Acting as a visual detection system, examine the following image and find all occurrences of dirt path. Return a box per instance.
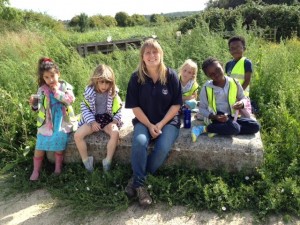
[1,189,299,225]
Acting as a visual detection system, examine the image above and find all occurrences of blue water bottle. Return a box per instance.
[184,109,191,128]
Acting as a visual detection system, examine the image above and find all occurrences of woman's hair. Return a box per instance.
[137,38,167,85]
[89,64,116,96]
[37,57,60,87]
[178,59,198,81]
[201,57,223,76]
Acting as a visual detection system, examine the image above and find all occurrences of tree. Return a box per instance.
[130,14,148,26]
[0,6,22,21]
[115,11,129,27]
[206,0,298,9]
[101,15,117,27]
[150,14,165,24]
[69,15,80,27]
[89,15,104,28]
[78,13,89,32]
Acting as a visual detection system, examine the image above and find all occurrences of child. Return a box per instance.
[178,59,199,110]
[29,57,76,181]
[225,35,252,116]
[74,64,123,172]
[191,57,260,142]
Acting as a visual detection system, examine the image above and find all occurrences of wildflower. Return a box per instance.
[86,187,90,191]
[75,188,78,191]
[245,176,249,180]
[84,179,87,183]
[13,175,16,178]
[148,185,152,189]
[281,188,284,193]
[222,206,226,211]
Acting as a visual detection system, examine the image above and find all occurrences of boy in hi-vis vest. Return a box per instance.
[225,36,252,117]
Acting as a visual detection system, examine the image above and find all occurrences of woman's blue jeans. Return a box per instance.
[131,122,179,188]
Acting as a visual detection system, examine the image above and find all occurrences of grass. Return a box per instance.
[0,21,300,222]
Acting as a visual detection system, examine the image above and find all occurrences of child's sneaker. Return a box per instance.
[191,125,206,142]
[102,158,111,172]
[83,156,94,172]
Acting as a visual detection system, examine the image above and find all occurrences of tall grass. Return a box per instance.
[0,22,300,221]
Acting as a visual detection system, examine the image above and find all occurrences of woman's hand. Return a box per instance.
[147,123,162,139]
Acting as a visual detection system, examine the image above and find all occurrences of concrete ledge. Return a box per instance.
[47,108,264,172]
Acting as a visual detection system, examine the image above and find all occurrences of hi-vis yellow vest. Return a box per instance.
[37,95,75,128]
[83,94,122,115]
[230,56,249,96]
[205,77,238,116]
[182,81,199,97]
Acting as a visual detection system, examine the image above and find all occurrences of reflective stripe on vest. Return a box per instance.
[36,95,47,127]
[83,95,121,115]
[230,57,250,96]
[205,77,238,115]
[182,81,199,97]
[112,95,122,114]
[37,95,76,127]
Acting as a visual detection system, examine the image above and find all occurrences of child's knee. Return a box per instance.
[74,131,84,142]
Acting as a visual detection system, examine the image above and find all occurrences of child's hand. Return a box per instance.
[29,94,39,108]
[29,95,34,106]
[232,101,244,110]
[91,121,101,132]
[215,114,228,123]
[50,83,60,92]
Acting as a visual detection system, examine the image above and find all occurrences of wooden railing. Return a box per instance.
[76,36,155,57]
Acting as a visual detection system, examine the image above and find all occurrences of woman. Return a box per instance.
[125,38,182,207]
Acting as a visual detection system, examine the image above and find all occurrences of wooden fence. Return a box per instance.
[76,37,154,57]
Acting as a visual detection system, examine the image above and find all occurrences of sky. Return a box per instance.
[9,0,208,21]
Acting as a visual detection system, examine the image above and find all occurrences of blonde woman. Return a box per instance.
[125,38,182,207]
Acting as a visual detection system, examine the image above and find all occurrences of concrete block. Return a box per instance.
[47,108,264,172]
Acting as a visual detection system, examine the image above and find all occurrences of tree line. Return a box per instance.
[179,1,300,41]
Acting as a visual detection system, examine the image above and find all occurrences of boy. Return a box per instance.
[225,36,252,97]
[225,36,253,116]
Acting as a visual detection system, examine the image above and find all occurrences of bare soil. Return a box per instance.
[1,188,299,225]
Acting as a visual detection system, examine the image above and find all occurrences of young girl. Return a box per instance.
[74,64,123,172]
[178,59,199,110]
[191,57,260,142]
[29,57,76,181]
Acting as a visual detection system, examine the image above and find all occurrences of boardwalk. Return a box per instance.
[76,36,154,57]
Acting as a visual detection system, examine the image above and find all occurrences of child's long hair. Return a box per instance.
[178,59,198,81]
[137,38,167,85]
[89,64,116,96]
[37,57,60,87]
